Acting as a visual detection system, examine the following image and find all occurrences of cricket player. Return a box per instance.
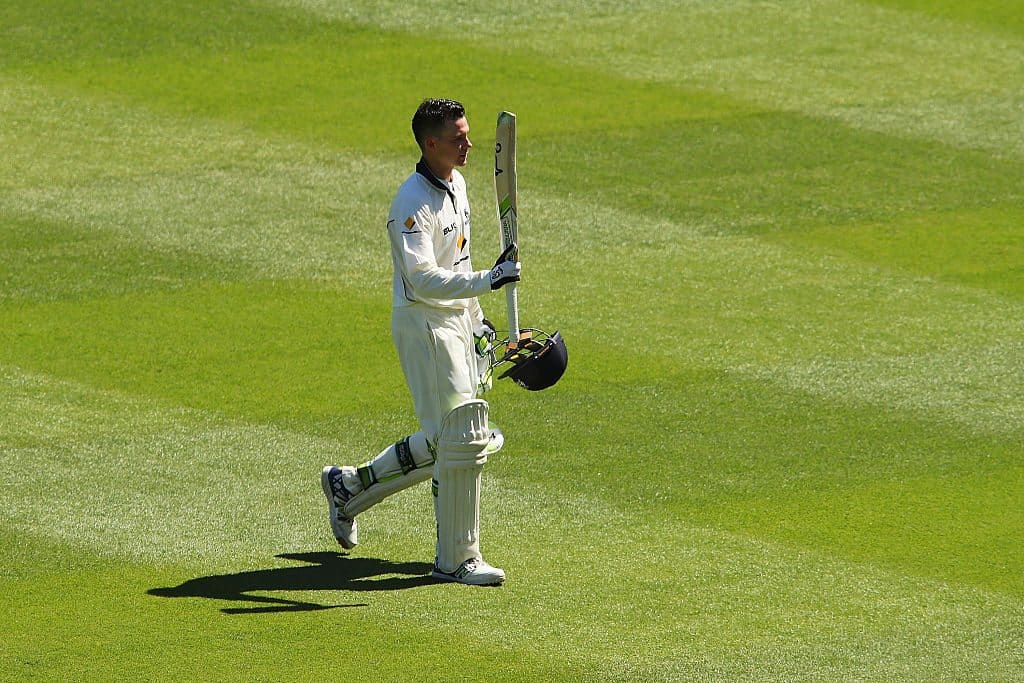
[321,98,520,586]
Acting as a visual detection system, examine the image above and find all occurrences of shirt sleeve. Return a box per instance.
[467,297,485,328]
[389,205,491,301]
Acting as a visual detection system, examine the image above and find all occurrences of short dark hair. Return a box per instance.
[412,98,466,149]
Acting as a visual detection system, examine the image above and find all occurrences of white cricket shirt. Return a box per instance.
[387,159,490,313]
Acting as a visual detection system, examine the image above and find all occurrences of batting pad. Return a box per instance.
[343,431,435,518]
[433,400,490,573]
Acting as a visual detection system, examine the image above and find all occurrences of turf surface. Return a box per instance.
[2,1,1022,680]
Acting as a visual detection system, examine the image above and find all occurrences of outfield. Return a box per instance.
[2,1,1022,680]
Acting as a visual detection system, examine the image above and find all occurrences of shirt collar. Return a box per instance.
[416,157,456,202]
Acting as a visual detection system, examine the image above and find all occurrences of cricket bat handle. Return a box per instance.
[506,282,520,346]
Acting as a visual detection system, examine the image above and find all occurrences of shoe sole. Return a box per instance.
[320,467,357,549]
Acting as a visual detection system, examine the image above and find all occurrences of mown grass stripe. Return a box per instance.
[268,0,1024,157]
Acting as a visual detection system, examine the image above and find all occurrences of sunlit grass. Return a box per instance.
[1,1,1022,680]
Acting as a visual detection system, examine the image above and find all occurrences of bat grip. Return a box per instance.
[505,283,520,347]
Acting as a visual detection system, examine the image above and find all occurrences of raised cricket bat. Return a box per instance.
[494,111,521,347]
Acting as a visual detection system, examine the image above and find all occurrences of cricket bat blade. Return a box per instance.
[494,110,521,346]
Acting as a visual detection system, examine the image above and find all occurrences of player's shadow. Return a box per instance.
[148,552,437,614]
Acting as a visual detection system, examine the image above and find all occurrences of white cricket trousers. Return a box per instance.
[392,304,477,442]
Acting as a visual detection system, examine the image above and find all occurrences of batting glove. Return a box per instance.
[489,243,521,290]
[474,318,497,356]
[474,318,497,393]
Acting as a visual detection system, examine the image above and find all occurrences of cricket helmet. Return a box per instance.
[495,329,568,391]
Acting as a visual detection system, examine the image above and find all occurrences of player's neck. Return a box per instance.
[422,155,454,183]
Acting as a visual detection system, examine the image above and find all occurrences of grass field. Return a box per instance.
[2,1,1023,680]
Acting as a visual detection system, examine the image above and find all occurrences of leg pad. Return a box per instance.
[434,400,490,572]
[342,432,435,518]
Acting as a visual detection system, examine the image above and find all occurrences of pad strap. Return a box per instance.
[395,437,416,474]
[357,464,377,489]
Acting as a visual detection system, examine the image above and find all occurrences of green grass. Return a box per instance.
[2,1,1023,680]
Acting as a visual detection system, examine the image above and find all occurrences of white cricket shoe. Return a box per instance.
[432,557,506,586]
[321,466,358,549]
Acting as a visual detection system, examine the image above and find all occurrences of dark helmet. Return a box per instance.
[495,329,568,391]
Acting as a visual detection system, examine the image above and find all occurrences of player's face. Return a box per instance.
[438,117,472,169]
